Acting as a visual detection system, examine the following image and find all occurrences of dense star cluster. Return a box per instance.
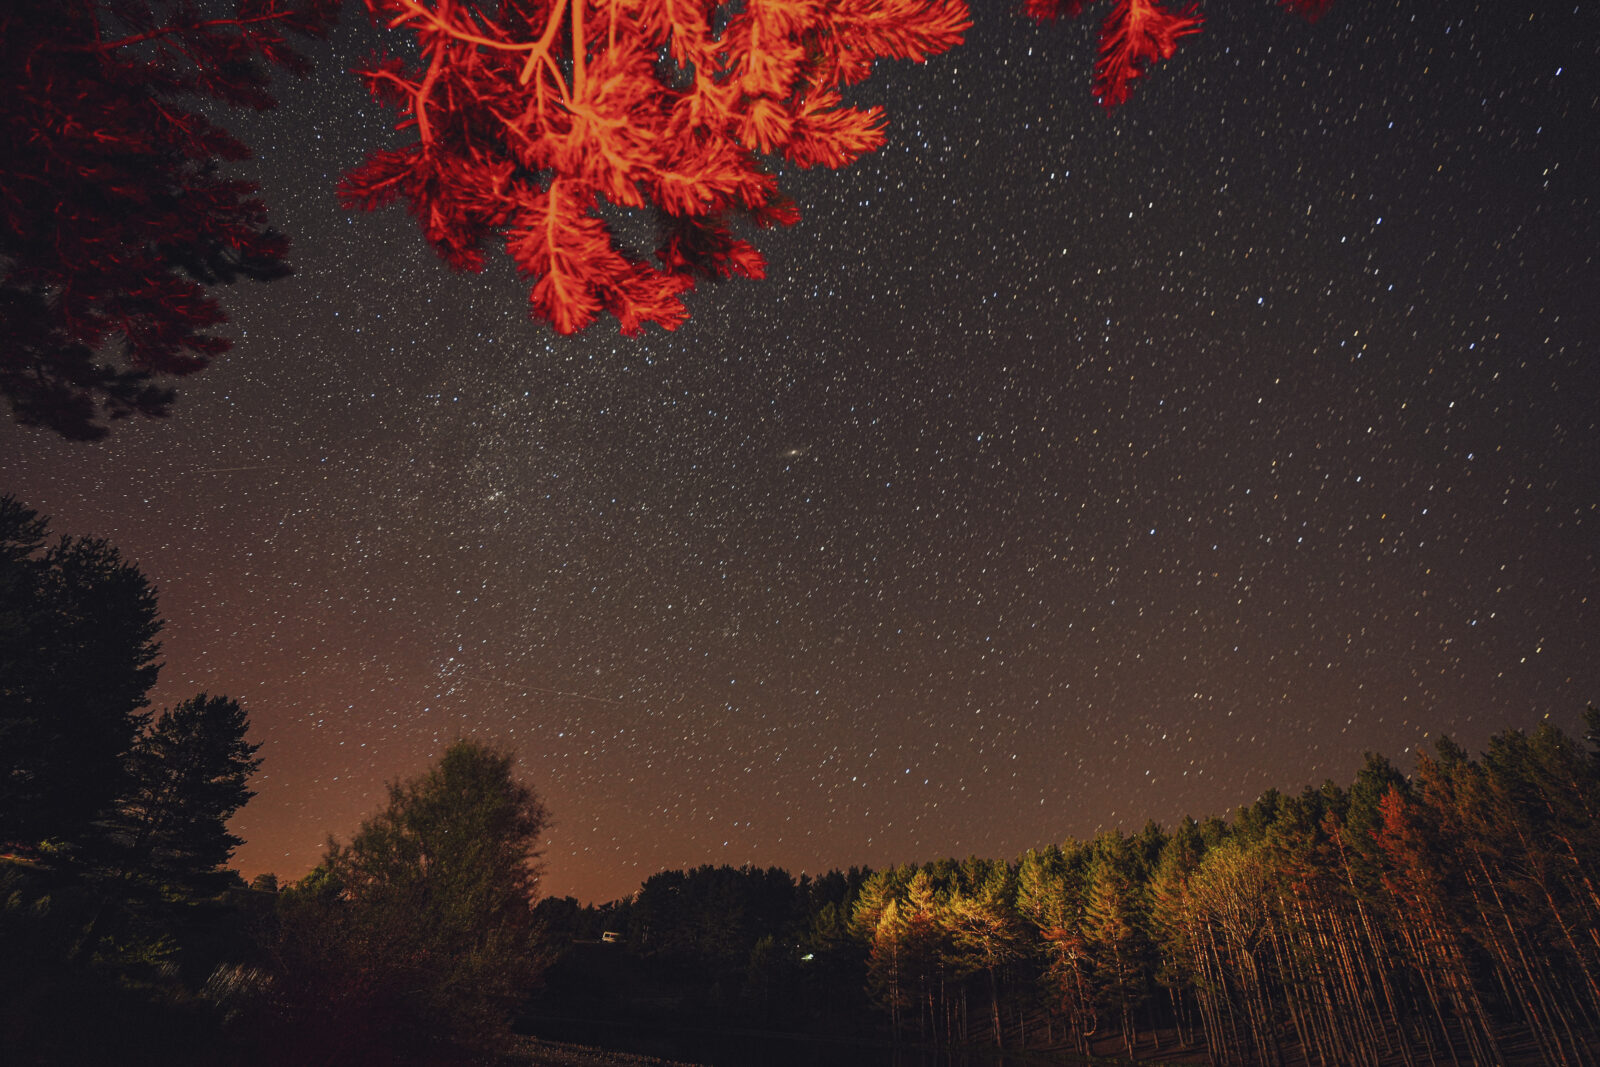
[3,0,1595,904]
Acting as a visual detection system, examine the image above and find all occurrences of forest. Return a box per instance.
[534,716,1600,1066]
[6,493,1600,1065]
[1,497,551,1064]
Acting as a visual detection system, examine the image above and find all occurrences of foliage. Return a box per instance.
[0,500,273,1063]
[0,849,263,1065]
[0,0,340,439]
[272,739,550,1058]
[341,0,970,336]
[529,863,874,1036]
[344,0,1344,336]
[836,717,1600,1063]
[627,862,803,975]
[5,0,1340,436]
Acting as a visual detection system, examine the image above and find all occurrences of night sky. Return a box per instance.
[3,0,1596,904]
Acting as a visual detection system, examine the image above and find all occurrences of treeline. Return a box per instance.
[11,495,1600,1064]
[535,864,880,1039]
[852,719,1600,1066]
[545,715,1600,1066]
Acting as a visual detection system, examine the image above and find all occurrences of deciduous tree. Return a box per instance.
[0,0,340,439]
[275,739,549,1056]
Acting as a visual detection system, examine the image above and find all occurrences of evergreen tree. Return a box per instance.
[121,694,262,892]
[1017,843,1097,1055]
[1023,0,1333,108]
[853,867,914,1036]
[0,497,162,854]
[0,504,271,1066]
[945,858,1023,1047]
[339,0,970,336]
[343,0,1332,336]
[5,1,1339,435]
[1082,832,1155,1056]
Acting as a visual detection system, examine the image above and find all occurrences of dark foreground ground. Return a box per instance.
[508,1027,1579,1067]
[508,1036,704,1067]
[507,1029,1202,1066]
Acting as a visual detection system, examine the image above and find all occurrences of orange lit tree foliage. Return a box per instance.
[343,0,1334,336]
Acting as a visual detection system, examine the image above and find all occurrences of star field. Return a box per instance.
[3,0,1596,903]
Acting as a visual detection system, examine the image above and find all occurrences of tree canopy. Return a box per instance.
[0,499,271,1064]
[340,0,970,335]
[839,716,1600,1064]
[120,693,263,891]
[5,0,1336,438]
[343,0,1330,335]
[1024,0,1331,109]
[0,0,339,440]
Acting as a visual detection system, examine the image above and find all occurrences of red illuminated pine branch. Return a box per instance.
[1026,0,1329,111]
[1092,0,1201,110]
[5,0,1344,439]
[1021,0,1086,21]
[341,0,970,335]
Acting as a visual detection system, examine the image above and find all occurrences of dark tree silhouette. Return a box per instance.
[120,693,263,892]
[0,0,339,440]
[274,739,550,1057]
[0,496,163,854]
